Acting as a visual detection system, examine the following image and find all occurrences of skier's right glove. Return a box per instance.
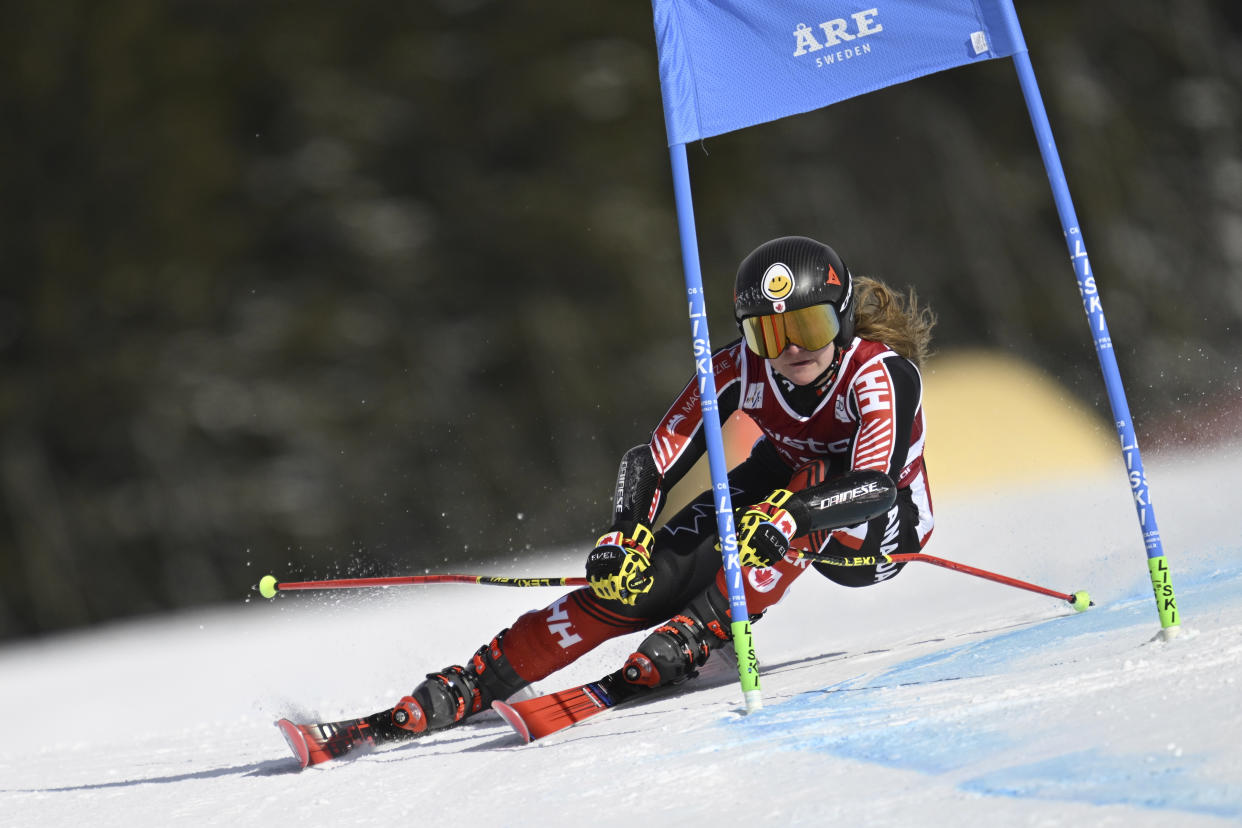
[586,524,655,606]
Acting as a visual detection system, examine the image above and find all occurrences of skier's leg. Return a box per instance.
[620,459,838,688]
[479,457,781,692]
[390,455,785,734]
[385,628,531,735]
[618,541,819,688]
[389,585,679,735]
[619,468,925,690]
[386,506,722,736]
[620,575,734,687]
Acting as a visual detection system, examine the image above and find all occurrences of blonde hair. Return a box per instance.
[852,276,936,367]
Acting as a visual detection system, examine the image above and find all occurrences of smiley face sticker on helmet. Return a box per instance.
[760,263,795,308]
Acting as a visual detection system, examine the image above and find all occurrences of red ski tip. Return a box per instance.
[491,701,532,743]
[276,718,311,769]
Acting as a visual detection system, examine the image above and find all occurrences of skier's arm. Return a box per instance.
[817,352,921,550]
[604,444,662,534]
[734,470,897,568]
[639,342,745,526]
[585,343,747,601]
[847,353,921,481]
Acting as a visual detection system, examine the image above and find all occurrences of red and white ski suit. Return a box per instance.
[501,336,934,683]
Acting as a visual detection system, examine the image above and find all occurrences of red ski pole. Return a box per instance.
[258,573,587,599]
[259,553,1090,611]
[799,550,1093,611]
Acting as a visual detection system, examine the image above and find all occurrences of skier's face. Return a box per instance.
[771,341,836,386]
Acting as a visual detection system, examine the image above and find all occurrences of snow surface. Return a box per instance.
[2,447,1241,828]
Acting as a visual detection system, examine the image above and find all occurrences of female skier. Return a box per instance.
[290,235,937,761]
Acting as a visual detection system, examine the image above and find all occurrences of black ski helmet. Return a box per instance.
[734,236,855,349]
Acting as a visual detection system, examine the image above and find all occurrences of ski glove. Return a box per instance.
[735,488,800,569]
[586,524,655,606]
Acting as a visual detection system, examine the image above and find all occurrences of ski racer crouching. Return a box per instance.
[346,235,935,747]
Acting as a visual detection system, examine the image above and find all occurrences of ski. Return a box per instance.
[492,668,656,743]
[275,709,416,769]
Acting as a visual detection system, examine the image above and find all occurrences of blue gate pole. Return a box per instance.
[667,143,762,709]
[1007,40,1180,637]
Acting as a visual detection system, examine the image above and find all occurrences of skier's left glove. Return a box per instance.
[586,524,655,606]
[735,489,800,569]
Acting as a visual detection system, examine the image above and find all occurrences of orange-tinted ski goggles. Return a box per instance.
[740,303,841,359]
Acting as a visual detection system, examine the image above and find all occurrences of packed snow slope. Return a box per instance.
[2,450,1240,824]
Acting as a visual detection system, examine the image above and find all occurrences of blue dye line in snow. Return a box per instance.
[962,749,1242,819]
[867,603,1143,689]
[870,561,1242,690]
[734,684,1016,774]
[720,565,1242,818]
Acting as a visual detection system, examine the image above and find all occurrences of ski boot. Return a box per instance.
[621,585,734,688]
[277,631,528,767]
[388,629,529,736]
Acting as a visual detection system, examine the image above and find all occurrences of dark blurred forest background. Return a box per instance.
[2,1,1239,640]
